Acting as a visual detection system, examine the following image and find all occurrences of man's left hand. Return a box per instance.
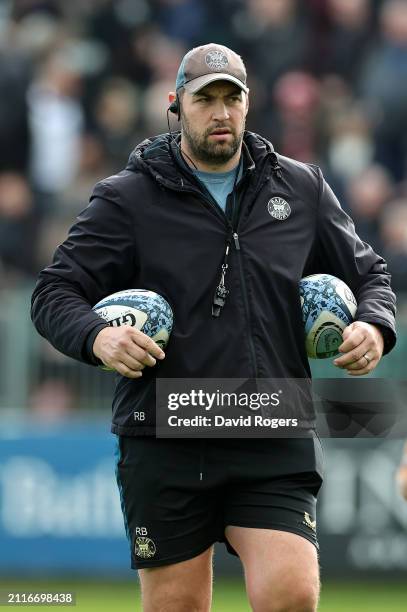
[333,321,384,375]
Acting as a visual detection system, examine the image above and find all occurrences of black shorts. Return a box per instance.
[115,435,324,569]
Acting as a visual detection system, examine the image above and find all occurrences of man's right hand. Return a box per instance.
[93,326,165,378]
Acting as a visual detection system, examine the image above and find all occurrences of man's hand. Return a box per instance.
[93,326,165,378]
[333,321,384,375]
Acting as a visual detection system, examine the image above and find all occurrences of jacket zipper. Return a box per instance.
[232,230,258,378]
[230,169,273,379]
[211,175,264,377]
[157,178,236,316]
[156,165,273,379]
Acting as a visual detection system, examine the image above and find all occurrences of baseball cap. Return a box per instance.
[175,43,248,95]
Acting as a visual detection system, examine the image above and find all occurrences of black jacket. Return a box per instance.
[31,132,397,435]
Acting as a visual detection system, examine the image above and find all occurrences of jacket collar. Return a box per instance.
[126,131,281,189]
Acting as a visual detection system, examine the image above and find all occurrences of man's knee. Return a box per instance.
[143,590,210,612]
[247,578,319,612]
[139,548,213,612]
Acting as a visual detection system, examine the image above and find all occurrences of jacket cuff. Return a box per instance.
[83,323,110,366]
[373,323,396,356]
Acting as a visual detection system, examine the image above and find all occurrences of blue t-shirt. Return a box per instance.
[194,161,242,212]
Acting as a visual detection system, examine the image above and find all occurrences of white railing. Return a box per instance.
[0,288,405,411]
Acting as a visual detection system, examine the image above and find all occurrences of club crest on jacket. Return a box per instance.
[267,197,291,221]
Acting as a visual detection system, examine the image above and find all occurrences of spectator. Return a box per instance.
[379,198,407,292]
[0,48,31,173]
[271,71,320,163]
[0,172,38,285]
[360,0,407,180]
[325,100,375,185]
[320,0,373,84]
[154,0,208,46]
[93,77,141,168]
[29,378,76,422]
[345,164,394,247]
[27,47,84,209]
[59,133,113,213]
[233,0,310,89]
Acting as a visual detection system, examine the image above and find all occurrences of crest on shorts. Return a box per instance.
[205,50,229,71]
[267,197,291,221]
[135,537,156,559]
[303,512,316,533]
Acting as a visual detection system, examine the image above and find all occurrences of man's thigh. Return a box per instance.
[220,449,323,556]
[225,527,319,612]
[115,436,222,569]
[139,547,213,612]
[218,439,323,611]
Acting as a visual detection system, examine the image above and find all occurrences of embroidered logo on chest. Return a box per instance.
[267,197,291,221]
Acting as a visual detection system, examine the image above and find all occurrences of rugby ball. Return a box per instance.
[299,274,357,359]
[92,289,173,369]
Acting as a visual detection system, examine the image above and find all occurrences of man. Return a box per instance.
[31,44,396,611]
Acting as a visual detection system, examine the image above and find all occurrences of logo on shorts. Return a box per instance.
[303,512,316,533]
[267,197,291,221]
[205,50,229,71]
[135,537,156,559]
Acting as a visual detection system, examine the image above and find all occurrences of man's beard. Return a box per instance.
[181,116,244,166]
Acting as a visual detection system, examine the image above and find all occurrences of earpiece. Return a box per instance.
[168,99,179,114]
[166,93,197,169]
[168,95,180,120]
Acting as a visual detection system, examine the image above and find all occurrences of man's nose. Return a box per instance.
[212,101,230,121]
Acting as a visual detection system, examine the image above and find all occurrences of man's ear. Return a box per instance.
[245,91,250,116]
[168,91,176,105]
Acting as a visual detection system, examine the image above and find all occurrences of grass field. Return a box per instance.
[1,579,407,611]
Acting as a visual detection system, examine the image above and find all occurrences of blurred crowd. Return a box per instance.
[1,0,407,293]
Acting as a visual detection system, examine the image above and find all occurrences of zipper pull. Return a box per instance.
[212,242,230,317]
[233,232,240,250]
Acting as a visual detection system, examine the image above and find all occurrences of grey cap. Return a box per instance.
[175,43,248,94]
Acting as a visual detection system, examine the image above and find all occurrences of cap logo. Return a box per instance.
[205,50,229,72]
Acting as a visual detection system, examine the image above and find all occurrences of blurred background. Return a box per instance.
[0,0,407,610]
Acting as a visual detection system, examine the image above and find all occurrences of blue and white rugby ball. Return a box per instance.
[299,274,357,359]
[92,289,173,353]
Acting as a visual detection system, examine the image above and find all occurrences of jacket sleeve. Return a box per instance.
[314,168,397,355]
[30,181,137,365]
